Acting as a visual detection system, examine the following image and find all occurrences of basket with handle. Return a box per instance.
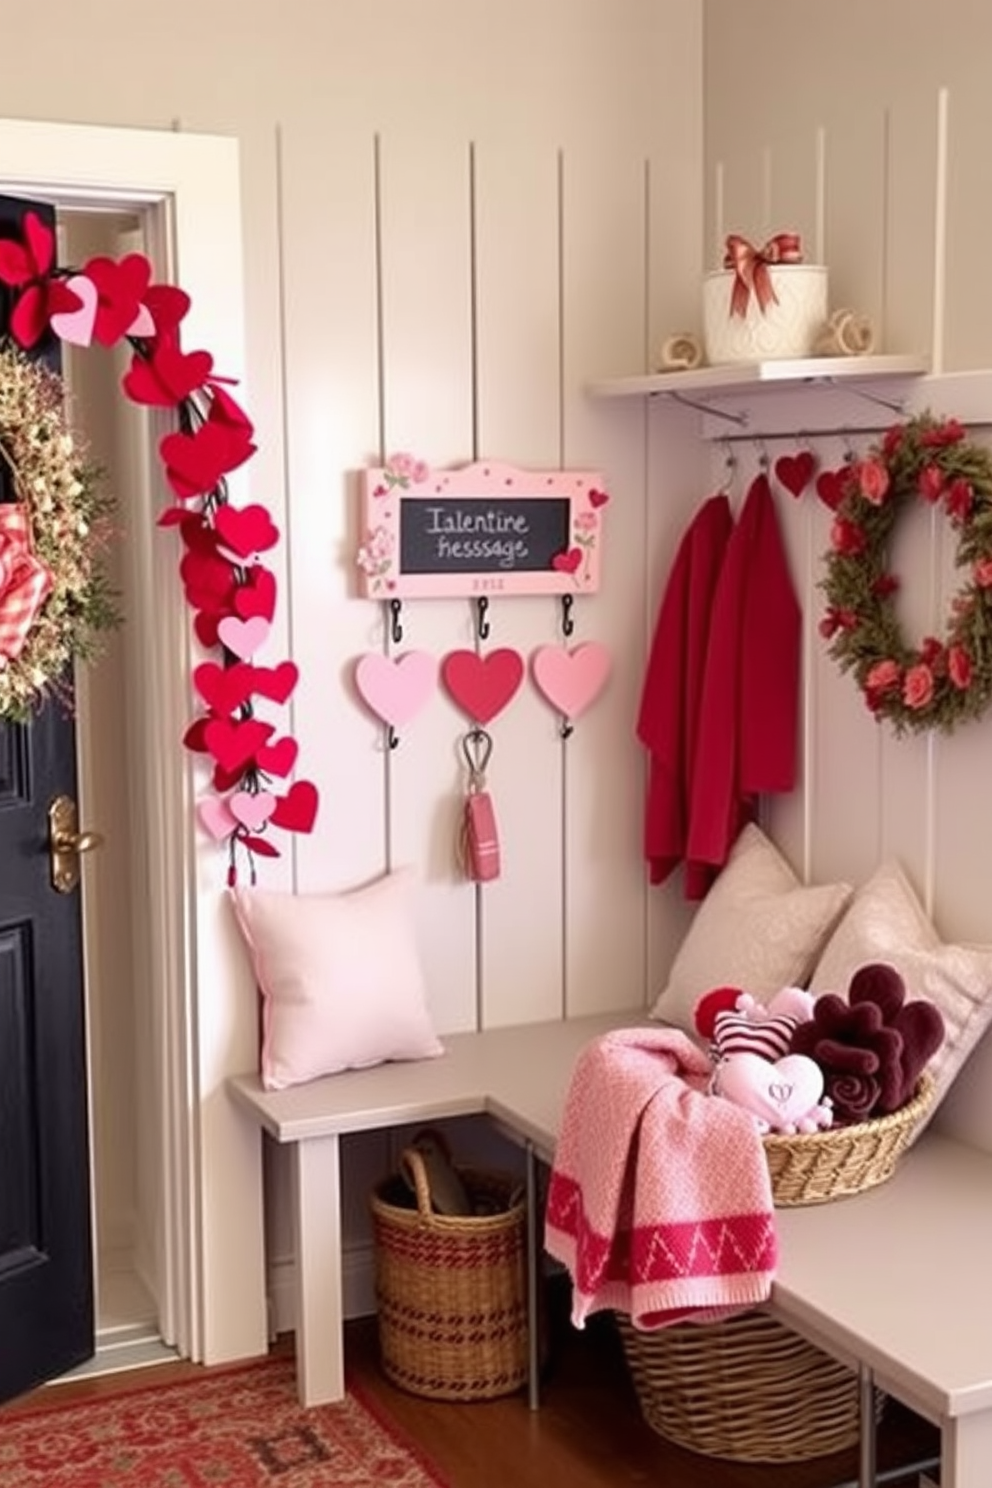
[371,1131,528,1401]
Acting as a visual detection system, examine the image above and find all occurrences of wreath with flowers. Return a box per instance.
[820,412,992,735]
[0,207,318,881]
[0,341,118,720]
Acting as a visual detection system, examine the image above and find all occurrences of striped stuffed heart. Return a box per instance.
[713,1008,798,1061]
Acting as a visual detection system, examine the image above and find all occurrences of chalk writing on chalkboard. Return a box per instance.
[357,457,608,599]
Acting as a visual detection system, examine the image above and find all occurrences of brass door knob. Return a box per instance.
[49,795,104,894]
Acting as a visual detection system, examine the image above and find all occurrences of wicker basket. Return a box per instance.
[617,1309,878,1462]
[764,1073,934,1206]
[371,1143,528,1401]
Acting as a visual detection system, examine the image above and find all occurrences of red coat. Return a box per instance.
[638,476,800,899]
[636,494,733,888]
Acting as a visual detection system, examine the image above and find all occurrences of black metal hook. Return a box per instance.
[561,592,575,639]
[476,595,491,642]
[387,725,400,750]
[388,597,403,645]
[560,718,574,740]
[461,726,493,776]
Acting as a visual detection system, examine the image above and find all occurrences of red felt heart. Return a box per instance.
[208,383,255,437]
[441,648,524,725]
[233,565,277,621]
[193,611,222,648]
[0,209,54,284]
[815,467,851,512]
[83,253,152,347]
[123,344,214,407]
[256,735,299,777]
[552,548,582,575]
[180,549,237,613]
[774,450,817,498]
[588,489,610,509]
[213,761,249,793]
[203,717,274,774]
[143,285,191,338]
[183,718,211,753]
[251,661,299,705]
[214,503,280,559]
[270,779,319,833]
[160,423,255,502]
[193,660,257,714]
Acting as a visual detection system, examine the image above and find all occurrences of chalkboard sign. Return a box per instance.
[357,458,608,599]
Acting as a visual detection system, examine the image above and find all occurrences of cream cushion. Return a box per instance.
[651,823,853,1032]
[809,859,992,1115]
[230,867,443,1091]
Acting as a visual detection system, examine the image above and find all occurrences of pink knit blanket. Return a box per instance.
[544,1027,777,1329]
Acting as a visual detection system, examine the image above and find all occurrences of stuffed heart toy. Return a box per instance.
[696,985,816,1062]
[714,1052,834,1134]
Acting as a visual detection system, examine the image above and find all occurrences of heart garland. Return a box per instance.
[0,208,318,883]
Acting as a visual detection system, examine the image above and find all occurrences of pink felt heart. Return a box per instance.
[217,615,271,660]
[551,547,582,575]
[717,1053,825,1132]
[441,648,524,725]
[354,650,437,729]
[531,642,611,720]
[774,451,817,498]
[128,302,156,337]
[196,795,238,842]
[229,789,276,832]
[50,273,98,347]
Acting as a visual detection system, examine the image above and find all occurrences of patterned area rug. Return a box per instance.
[0,1356,449,1486]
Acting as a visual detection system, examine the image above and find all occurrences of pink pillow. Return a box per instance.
[230,868,443,1091]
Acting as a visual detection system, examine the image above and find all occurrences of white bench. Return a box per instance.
[228,1010,992,1488]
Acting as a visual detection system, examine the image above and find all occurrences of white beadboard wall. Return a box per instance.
[702,0,992,1153]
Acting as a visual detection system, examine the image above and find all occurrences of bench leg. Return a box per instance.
[526,1141,540,1411]
[942,1406,992,1488]
[290,1133,344,1407]
[858,1363,877,1488]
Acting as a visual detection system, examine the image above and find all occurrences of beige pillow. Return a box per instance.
[809,859,992,1115]
[651,823,853,1032]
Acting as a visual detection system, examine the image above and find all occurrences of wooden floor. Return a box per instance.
[7,1297,941,1488]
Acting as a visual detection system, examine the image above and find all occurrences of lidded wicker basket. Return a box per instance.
[371,1140,528,1401]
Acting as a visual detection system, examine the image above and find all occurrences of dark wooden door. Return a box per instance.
[0,193,94,1401]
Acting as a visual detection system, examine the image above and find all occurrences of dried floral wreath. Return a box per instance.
[0,208,318,880]
[820,412,992,736]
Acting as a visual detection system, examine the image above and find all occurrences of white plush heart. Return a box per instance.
[717,1052,825,1132]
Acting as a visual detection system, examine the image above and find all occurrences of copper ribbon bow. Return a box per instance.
[0,505,54,662]
[723,232,804,318]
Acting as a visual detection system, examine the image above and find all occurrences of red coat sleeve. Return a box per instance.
[637,495,733,885]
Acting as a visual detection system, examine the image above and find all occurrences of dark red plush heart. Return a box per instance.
[160,423,255,502]
[815,467,851,511]
[588,489,610,509]
[888,1001,945,1111]
[233,565,277,621]
[214,503,280,558]
[256,735,299,777]
[83,253,152,347]
[193,660,257,714]
[552,548,582,574]
[441,648,524,725]
[270,779,319,833]
[123,344,214,407]
[251,661,298,705]
[203,717,274,774]
[774,451,817,498]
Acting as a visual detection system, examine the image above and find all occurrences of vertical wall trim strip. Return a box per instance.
[880,109,891,354]
[931,86,950,378]
[371,132,393,870]
[467,140,484,1029]
[557,146,568,1019]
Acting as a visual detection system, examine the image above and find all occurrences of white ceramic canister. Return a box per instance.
[703,264,829,364]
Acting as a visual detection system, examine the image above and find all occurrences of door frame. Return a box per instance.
[0,118,269,1367]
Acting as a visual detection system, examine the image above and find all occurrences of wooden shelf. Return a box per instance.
[587,354,929,400]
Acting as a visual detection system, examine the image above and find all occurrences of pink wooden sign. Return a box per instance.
[356,455,609,599]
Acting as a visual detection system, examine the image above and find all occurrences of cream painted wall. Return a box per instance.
[0,0,704,1323]
[703,0,992,1152]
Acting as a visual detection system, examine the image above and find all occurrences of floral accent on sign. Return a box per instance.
[820,412,992,736]
[357,459,609,600]
[0,207,318,882]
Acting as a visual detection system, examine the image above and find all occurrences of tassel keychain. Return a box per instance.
[457,727,501,882]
